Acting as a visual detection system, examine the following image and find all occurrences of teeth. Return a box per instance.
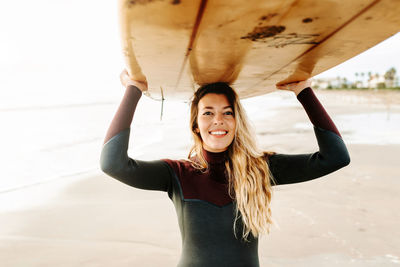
[210,131,227,135]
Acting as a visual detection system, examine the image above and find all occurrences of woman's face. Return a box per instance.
[195,93,236,152]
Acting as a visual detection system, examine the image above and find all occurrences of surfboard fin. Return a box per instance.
[160,86,165,121]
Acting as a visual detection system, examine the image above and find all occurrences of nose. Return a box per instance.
[213,113,224,125]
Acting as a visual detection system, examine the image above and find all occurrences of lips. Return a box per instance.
[209,130,228,136]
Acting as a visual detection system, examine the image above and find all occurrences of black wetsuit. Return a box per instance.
[100,86,350,267]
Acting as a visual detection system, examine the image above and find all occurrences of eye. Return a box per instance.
[224,111,234,115]
[203,111,212,115]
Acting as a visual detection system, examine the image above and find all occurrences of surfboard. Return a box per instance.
[119,0,400,101]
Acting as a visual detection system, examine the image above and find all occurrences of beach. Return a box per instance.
[1,89,400,267]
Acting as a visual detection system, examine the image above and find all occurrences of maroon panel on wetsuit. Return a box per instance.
[161,158,234,207]
[297,87,342,138]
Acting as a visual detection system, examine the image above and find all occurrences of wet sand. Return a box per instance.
[1,89,399,266]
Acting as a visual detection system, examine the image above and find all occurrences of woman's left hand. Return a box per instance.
[276,79,312,96]
[120,69,148,92]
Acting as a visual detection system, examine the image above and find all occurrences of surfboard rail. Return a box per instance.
[119,0,400,101]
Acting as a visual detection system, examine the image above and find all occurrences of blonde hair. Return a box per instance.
[188,82,276,242]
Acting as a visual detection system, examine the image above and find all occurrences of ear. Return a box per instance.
[195,128,200,133]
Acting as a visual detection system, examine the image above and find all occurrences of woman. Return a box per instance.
[100,70,350,267]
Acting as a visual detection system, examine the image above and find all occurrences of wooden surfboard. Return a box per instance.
[119,0,400,101]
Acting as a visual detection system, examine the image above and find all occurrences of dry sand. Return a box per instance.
[1,89,399,267]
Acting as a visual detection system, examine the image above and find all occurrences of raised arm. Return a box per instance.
[103,69,147,145]
[100,71,173,195]
[103,85,142,145]
[269,82,350,186]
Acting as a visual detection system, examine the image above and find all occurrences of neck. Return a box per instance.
[201,146,227,164]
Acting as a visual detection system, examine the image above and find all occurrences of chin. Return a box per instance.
[214,147,228,152]
[207,142,230,152]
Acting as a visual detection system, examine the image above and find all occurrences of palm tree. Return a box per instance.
[361,72,365,88]
[342,77,348,89]
[384,67,397,88]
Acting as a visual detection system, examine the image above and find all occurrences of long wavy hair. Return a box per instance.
[188,82,277,241]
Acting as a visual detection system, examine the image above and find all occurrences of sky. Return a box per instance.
[315,32,400,81]
[0,0,399,107]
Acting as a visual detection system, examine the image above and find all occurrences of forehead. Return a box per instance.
[198,93,231,109]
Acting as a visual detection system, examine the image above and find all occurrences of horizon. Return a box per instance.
[315,32,400,81]
[0,1,398,107]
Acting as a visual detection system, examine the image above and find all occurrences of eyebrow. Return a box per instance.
[203,106,232,110]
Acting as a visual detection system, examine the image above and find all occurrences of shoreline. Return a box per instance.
[1,89,399,266]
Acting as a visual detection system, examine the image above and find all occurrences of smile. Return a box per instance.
[209,131,228,136]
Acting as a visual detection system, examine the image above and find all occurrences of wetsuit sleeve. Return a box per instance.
[268,87,350,186]
[99,85,173,194]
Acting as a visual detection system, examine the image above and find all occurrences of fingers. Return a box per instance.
[276,82,299,90]
[120,69,148,91]
[276,79,312,91]
[120,69,129,86]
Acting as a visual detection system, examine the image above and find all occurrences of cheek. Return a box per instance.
[197,116,209,131]
[229,118,236,131]
[195,119,205,139]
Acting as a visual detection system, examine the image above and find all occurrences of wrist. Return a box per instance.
[294,88,305,96]
[295,87,311,97]
[127,84,143,96]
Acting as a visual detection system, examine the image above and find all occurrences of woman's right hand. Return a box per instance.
[120,69,148,92]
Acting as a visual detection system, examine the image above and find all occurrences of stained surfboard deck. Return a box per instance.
[119,0,400,101]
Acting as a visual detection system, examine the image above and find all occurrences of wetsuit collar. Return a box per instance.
[201,147,228,164]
